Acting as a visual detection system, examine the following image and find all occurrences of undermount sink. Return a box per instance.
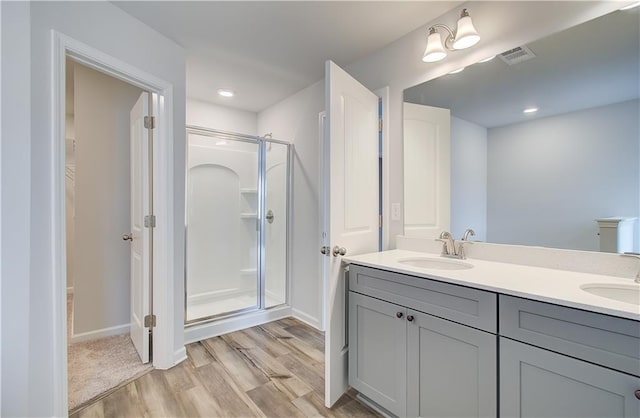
[580,283,640,305]
[397,257,473,271]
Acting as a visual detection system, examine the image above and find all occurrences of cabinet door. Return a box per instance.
[349,292,407,416]
[500,337,640,418]
[407,310,497,417]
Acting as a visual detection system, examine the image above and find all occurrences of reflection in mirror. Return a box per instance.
[403,8,640,252]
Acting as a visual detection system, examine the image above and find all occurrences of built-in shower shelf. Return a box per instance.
[240,188,257,194]
[240,213,257,219]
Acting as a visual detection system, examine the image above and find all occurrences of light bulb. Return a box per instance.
[453,9,480,50]
[422,28,447,63]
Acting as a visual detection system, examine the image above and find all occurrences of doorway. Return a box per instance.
[64,59,152,412]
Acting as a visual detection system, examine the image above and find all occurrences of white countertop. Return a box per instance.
[343,249,640,321]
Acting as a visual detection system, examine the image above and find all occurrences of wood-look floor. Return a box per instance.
[71,318,380,418]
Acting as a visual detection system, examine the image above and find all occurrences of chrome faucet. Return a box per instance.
[437,231,456,256]
[458,229,476,259]
[435,229,476,260]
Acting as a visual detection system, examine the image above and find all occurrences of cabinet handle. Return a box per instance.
[635,390,640,400]
[396,312,403,319]
[407,315,414,322]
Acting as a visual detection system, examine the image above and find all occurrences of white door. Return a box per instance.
[323,61,379,407]
[403,102,450,238]
[128,92,150,364]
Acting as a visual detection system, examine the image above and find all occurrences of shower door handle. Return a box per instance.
[320,246,331,256]
[122,233,133,241]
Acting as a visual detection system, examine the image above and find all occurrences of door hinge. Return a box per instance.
[144,115,155,130]
[378,119,383,132]
[144,215,156,228]
[379,215,383,228]
[144,314,156,328]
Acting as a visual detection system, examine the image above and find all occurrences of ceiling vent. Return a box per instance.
[498,45,536,66]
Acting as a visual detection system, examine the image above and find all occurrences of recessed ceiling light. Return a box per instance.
[448,67,465,74]
[620,2,640,10]
[478,55,496,63]
[217,89,234,98]
[523,107,539,114]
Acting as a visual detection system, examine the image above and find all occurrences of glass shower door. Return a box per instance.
[263,141,289,308]
[185,133,259,322]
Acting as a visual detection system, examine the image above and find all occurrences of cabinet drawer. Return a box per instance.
[349,264,497,333]
[499,295,640,377]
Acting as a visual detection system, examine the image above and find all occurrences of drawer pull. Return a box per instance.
[407,315,415,322]
[635,390,640,400]
[396,312,403,319]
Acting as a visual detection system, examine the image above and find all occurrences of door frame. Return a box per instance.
[51,31,177,414]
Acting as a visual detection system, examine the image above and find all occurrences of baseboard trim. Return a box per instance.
[70,323,130,343]
[291,308,321,330]
[184,305,292,344]
[169,347,187,369]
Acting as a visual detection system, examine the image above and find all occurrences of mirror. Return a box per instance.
[403,8,640,252]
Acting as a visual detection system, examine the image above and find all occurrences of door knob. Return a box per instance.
[332,246,347,257]
[396,312,404,319]
[407,315,415,322]
[320,246,330,256]
[122,233,133,241]
[635,389,640,400]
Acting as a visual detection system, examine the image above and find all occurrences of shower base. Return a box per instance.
[186,289,285,322]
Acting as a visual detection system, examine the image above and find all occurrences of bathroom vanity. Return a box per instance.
[344,250,640,418]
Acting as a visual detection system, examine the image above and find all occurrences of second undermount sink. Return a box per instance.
[397,257,473,271]
[580,283,640,305]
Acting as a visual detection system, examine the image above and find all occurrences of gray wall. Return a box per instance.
[72,64,142,336]
[487,99,639,251]
[451,116,488,242]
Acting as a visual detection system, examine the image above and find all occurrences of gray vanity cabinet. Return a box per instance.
[499,294,640,418]
[348,265,498,417]
[500,337,640,418]
[348,291,407,416]
[406,310,497,418]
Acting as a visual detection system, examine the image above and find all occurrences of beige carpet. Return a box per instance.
[67,294,152,411]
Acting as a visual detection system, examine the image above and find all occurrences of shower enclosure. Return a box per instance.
[185,127,291,324]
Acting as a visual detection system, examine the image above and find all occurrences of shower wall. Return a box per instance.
[187,135,258,319]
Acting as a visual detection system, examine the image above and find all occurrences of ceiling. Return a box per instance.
[113,1,460,112]
[404,7,640,128]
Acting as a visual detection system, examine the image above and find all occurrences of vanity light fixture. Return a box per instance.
[217,89,234,98]
[448,67,465,74]
[620,2,640,10]
[523,107,539,114]
[422,8,481,63]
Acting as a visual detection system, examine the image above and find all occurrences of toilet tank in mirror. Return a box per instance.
[403,8,640,252]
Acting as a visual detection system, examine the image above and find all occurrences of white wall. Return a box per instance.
[487,99,639,252]
[187,98,257,135]
[343,1,623,247]
[72,64,142,337]
[1,2,31,416]
[24,2,186,415]
[257,80,324,329]
[451,116,487,241]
